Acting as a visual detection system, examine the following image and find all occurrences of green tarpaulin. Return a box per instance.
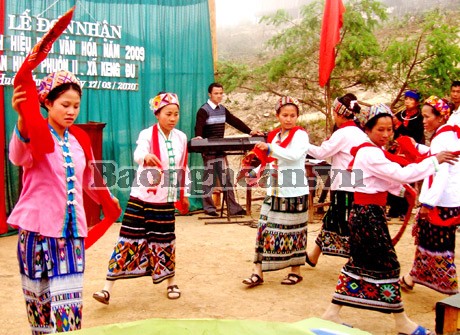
[71,317,372,335]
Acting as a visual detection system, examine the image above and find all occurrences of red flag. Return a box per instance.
[318,0,345,87]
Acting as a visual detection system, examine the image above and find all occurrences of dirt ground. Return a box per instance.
[1,188,457,335]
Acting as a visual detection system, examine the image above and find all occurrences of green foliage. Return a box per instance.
[217,0,460,121]
[382,9,460,107]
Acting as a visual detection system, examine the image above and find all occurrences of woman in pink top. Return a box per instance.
[9,70,119,334]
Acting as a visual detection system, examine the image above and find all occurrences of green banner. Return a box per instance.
[2,0,213,214]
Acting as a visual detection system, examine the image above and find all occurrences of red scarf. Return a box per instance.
[13,7,121,248]
[348,142,411,170]
[151,124,189,214]
[338,120,358,129]
[70,125,122,248]
[348,142,416,245]
[237,126,305,187]
[13,7,74,161]
[431,125,460,141]
[252,126,305,164]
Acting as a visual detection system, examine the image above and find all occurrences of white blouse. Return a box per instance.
[418,125,460,207]
[308,125,367,192]
[352,143,439,196]
[130,126,190,203]
[266,129,310,198]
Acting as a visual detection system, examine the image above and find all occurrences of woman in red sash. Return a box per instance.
[321,103,457,335]
[93,92,190,303]
[400,96,460,295]
[305,93,367,266]
[242,96,310,287]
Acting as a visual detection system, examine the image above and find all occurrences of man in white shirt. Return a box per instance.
[447,81,460,126]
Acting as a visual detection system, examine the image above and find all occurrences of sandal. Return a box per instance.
[92,290,110,305]
[305,254,317,268]
[167,285,181,299]
[397,325,431,335]
[281,273,303,285]
[242,273,264,288]
[399,275,414,291]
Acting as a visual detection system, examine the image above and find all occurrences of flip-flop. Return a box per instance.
[167,285,181,299]
[305,254,317,268]
[397,325,431,335]
[281,273,303,285]
[399,275,414,291]
[92,290,110,305]
[242,273,264,288]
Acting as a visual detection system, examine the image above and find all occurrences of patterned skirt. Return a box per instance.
[315,190,353,258]
[332,204,404,314]
[17,230,84,334]
[409,206,459,295]
[106,197,176,284]
[254,195,308,272]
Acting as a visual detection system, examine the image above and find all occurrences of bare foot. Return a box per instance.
[321,311,342,325]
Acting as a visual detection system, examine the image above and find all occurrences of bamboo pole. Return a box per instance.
[208,0,218,75]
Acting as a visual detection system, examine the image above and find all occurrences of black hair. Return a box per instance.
[41,82,82,111]
[451,81,460,89]
[208,82,223,94]
[364,113,393,131]
[338,93,361,119]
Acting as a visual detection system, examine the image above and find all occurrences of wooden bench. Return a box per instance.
[436,293,460,334]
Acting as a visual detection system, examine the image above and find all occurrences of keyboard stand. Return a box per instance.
[199,190,254,226]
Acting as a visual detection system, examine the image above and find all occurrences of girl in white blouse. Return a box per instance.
[242,96,310,288]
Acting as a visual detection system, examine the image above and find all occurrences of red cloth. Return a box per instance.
[252,126,305,164]
[348,142,411,170]
[395,136,425,163]
[354,192,387,206]
[245,126,305,187]
[319,0,345,87]
[428,208,460,227]
[10,7,121,247]
[13,7,75,161]
[69,126,122,249]
[150,124,189,215]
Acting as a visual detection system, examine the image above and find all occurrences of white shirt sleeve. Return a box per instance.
[133,127,152,166]
[358,147,439,184]
[418,131,454,207]
[308,130,346,160]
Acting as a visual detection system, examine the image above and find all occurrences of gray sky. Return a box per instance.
[215,0,310,27]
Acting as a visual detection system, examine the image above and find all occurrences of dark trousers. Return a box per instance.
[201,154,243,214]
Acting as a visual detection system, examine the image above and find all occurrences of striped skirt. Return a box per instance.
[409,206,459,295]
[254,195,308,272]
[17,230,84,334]
[106,197,176,284]
[315,190,353,258]
[332,204,404,314]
